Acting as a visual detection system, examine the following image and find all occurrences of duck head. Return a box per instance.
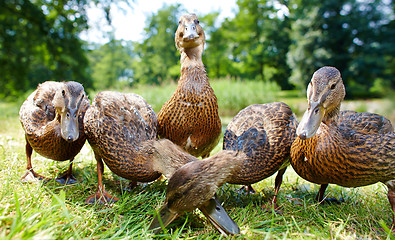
[52,82,86,142]
[297,66,346,139]
[149,153,241,236]
[175,13,205,52]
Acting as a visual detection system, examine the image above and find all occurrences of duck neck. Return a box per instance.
[151,139,199,179]
[55,111,62,123]
[179,46,209,89]
[323,104,341,126]
[180,45,204,70]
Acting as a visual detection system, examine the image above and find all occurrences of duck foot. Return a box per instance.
[285,195,304,206]
[21,170,48,183]
[237,185,257,194]
[55,172,77,185]
[121,181,138,192]
[85,187,119,204]
[262,204,283,214]
[318,197,344,205]
[262,200,283,214]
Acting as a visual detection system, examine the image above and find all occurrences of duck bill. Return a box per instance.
[198,196,240,237]
[296,101,325,139]
[149,205,179,234]
[60,108,79,142]
[183,23,199,41]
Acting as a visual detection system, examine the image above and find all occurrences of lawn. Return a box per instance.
[0,80,394,239]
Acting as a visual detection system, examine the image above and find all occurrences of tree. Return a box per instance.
[131,4,181,85]
[287,0,394,97]
[88,40,134,89]
[0,0,93,99]
[201,12,230,79]
[205,0,292,89]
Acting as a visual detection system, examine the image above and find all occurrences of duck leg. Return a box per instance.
[315,184,328,202]
[315,184,344,204]
[386,181,395,229]
[21,140,47,182]
[85,152,119,204]
[270,168,287,210]
[55,159,77,185]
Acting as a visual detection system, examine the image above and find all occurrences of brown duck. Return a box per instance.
[19,81,90,184]
[290,66,395,226]
[157,13,221,158]
[83,91,239,235]
[150,102,298,232]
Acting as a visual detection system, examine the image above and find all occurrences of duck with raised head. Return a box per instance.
[19,81,90,184]
[290,66,395,226]
[157,13,221,158]
[150,102,298,233]
[83,91,239,235]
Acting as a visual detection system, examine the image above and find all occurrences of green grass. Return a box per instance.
[1,82,395,239]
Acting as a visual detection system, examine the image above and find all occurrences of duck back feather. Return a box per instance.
[224,102,298,185]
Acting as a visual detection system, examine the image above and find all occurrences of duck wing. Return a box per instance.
[19,81,61,136]
[338,111,393,134]
[84,91,160,181]
[224,102,298,185]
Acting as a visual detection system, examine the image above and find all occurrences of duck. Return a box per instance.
[149,150,243,236]
[290,66,395,226]
[157,13,221,158]
[150,102,298,232]
[19,81,90,184]
[83,91,239,235]
[224,102,298,208]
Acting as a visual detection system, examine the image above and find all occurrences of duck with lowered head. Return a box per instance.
[150,102,298,234]
[83,91,239,235]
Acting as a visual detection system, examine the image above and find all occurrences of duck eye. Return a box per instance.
[314,109,319,115]
[195,19,199,24]
[330,83,336,89]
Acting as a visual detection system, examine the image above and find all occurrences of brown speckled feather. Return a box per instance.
[157,14,221,158]
[19,81,89,161]
[158,67,221,157]
[337,110,393,134]
[84,91,161,181]
[291,118,395,187]
[153,102,298,231]
[291,66,395,188]
[224,102,298,184]
[291,66,395,227]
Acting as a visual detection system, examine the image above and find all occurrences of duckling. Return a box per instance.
[290,66,395,226]
[84,91,239,234]
[157,13,221,158]
[19,81,90,184]
[150,102,298,233]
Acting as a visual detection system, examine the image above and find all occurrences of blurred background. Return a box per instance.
[1,0,394,120]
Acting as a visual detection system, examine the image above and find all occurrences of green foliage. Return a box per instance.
[0,0,93,100]
[203,0,293,89]
[212,78,281,116]
[1,0,394,100]
[131,4,182,85]
[287,0,394,97]
[88,40,134,89]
